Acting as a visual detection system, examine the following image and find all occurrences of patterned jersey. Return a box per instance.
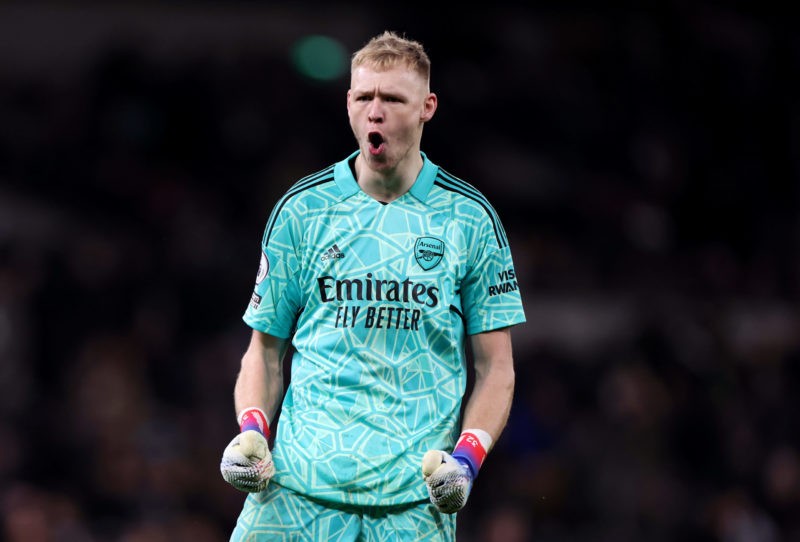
[243,150,526,506]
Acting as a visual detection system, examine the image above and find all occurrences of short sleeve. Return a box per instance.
[460,214,526,335]
[243,203,303,338]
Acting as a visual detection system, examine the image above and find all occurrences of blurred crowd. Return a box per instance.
[1,3,798,541]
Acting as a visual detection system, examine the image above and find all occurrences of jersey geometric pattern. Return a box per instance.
[243,150,526,507]
[231,484,456,541]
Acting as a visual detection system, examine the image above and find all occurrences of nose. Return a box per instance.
[367,99,384,123]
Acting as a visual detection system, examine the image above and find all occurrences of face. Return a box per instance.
[347,63,437,173]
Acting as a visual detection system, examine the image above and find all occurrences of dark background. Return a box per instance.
[1,3,798,541]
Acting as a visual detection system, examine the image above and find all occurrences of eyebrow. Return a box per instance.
[352,87,407,100]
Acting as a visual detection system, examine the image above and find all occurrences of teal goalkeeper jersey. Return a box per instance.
[243,150,526,506]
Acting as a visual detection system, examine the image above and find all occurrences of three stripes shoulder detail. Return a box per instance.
[262,165,336,245]
[433,169,509,249]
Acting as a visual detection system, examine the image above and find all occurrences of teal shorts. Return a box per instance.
[230,482,457,541]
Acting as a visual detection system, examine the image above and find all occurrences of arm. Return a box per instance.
[422,326,516,513]
[461,327,515,447]
[220,329,289,493]
[234,329,289,424]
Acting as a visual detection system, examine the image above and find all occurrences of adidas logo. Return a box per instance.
[321,243,345,261]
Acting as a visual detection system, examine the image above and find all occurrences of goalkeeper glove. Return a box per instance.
[220,407,274,492]
[422,430,491,514]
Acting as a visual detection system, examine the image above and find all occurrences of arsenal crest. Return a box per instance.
[414,237,444,270]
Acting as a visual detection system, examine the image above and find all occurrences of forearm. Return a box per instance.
[462,328,515,447]
[233,330,287,423]
[461,365,514,445]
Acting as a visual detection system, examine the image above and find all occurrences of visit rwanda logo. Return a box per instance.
[414,237,444,270]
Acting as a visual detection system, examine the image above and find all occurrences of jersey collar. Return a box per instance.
[409,151,438,203]
[333,150,362,200]
[333,150,439,203]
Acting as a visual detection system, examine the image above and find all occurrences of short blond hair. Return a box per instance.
[351,31,431,85]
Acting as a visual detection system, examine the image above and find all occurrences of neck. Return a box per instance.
[355,152,423,203]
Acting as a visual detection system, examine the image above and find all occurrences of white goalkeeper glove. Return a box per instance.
[220,430,274,492]
[422,450,474,513]
[220,407,274,492]
[422,429,492,514]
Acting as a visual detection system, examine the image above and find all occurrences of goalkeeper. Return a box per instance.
[220,30,526,541]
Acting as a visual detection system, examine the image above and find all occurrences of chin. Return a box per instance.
[363,148,389,165]
[369,154,396,170]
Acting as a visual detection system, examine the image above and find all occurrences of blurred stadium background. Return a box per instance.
[1,2,798,541]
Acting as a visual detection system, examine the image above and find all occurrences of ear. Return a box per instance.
[421,92,438,123]
[346,89,352,113]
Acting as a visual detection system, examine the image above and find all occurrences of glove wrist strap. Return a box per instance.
[238,407,270,438]
[452,429,491,479]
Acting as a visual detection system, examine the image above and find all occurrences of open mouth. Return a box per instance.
[368,132,384,153]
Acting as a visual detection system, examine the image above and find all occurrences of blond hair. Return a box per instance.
[351,31,431,85]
